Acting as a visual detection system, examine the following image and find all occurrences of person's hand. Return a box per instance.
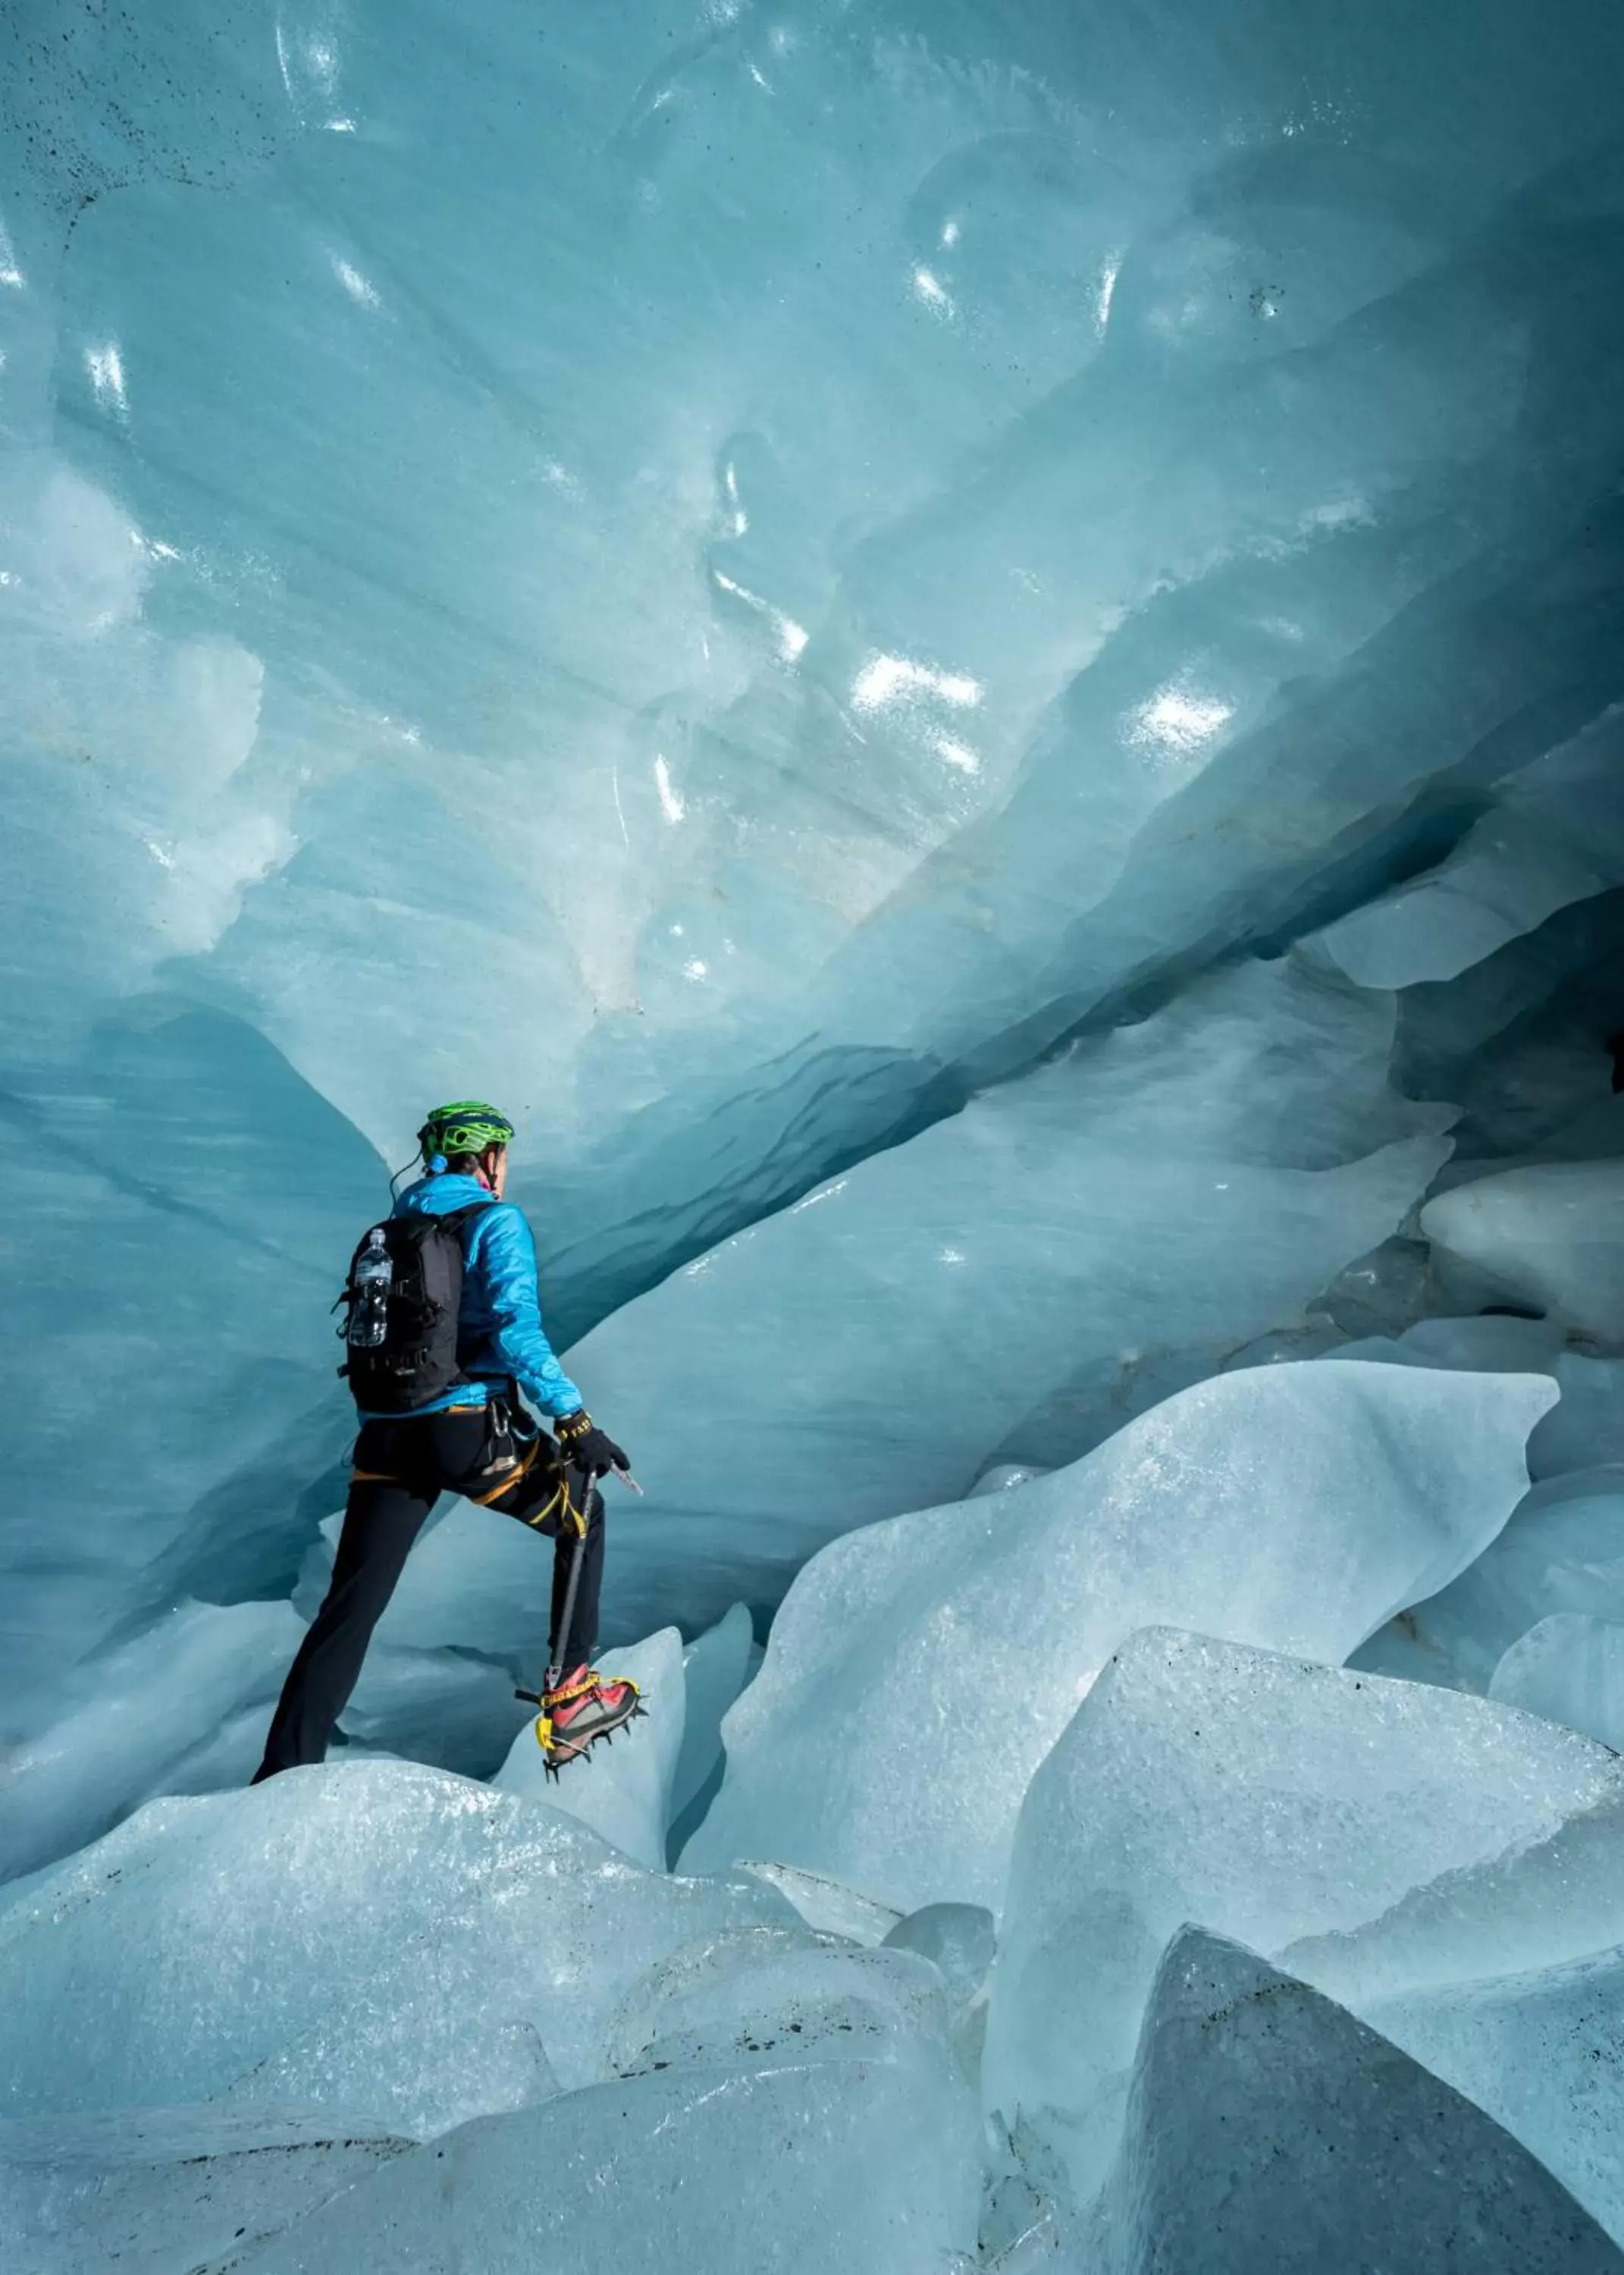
[555,1410,629,1479]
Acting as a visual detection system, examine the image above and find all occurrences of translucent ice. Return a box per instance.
[1336,1314,1566,1375]
[984,1627,1624,2201]
[493,1627,685,1872]
[1356,1944,1624,2251]
[0,1598,303,1883]
[1353,1468,1624,1692]
[685,1363,1553,1910]
[1422,1163,1624,1343]
[8,0,1624,1815]
[1530,1362,1624,1480]
[0,2104,412,2275]
[342,959,1455,1661]
[883,1903,997,2075]
[729,1860,903,1947]
[1325,1317,1624,1482]
[0,1010,375,1742]
[2,9,1623,2261]
[562,959,1451,1635]
[601,1922,961,2084]
[1371,1942,1624,2244]
[1491,1615,1624,1748]
[1091,1928,1623,2273]
[1309,714,1624,990]
[0,1759,788,2132]
[882,1905,997,2022]
[670,1602,757,1828]
[230,2049,980,2275]
[337,1643,530,1779]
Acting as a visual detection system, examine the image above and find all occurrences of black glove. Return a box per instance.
[555,1409,629,1480]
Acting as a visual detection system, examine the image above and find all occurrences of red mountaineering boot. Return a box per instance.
[538,1664,644,1772]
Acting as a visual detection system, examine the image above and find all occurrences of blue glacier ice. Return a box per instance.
[1089,1928,1623,2273]
[683,1361,1553,1909]
[5,0,1624,2262]
[1490,1613,1624,1748]
[0,1760,788,2130]
[1423,1163,1624,1342]
[1369,1938,1624,2244]
[984,1627,1624,2208]
[228,2047,980,2275]
[6,0,1624,1752]
[0,2104,415,2275]
[492,1624,685,1869]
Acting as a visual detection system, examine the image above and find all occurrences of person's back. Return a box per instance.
[255,1101,636,1781]
[382,1159,588,1423]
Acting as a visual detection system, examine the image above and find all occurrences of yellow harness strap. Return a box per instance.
[468,1432,545,1506]
[533,1669,643,1751]
[561,1475,590,1538]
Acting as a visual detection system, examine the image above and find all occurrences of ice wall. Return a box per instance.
[3,0,1624,1825]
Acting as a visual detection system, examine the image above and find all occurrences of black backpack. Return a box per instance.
[336,1205,491,1414]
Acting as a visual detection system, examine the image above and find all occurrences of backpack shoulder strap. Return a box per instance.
[439,1200,500,1233]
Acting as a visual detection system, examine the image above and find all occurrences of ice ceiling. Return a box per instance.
[3,0,1624,1871]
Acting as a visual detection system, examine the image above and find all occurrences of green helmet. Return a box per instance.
[419,1100,516,1164]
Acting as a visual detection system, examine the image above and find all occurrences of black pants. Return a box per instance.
[255,1405,600,1781]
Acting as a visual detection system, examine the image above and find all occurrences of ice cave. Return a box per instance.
[3,0,1624,2266]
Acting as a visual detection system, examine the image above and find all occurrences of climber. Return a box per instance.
[253,1101,638,1782]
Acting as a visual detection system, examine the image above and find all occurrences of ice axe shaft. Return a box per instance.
[514,1461,632,1708]
[545,1462,596,1693]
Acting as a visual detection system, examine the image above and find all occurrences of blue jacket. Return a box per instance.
[366,1171,585,1421]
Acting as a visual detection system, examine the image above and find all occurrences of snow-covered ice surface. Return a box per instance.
[7,0,1624,2264]
[685,1362,1553,1909]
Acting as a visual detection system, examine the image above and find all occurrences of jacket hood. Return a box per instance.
[393,1171,497,1217]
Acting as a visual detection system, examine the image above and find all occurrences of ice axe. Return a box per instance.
[514,1458,635,1711]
